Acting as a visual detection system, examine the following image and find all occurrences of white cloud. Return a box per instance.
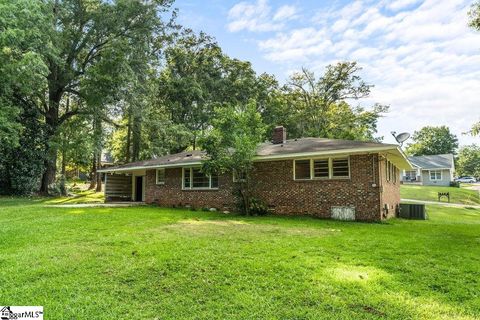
[273,5,298,21]
[386,0,421,11]
[227,0,299,32]
[233,0,480,145]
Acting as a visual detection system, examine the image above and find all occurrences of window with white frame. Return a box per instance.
[294,160,311,180]
[405,170,416,180]
[332,158,350,178]
[430,170,442,181]
[156,169,165,185]
[385,160,398,183]
[182,167,218,189]
[294,157,350,180]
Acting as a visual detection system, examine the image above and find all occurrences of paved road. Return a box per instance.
[401,198,480,209]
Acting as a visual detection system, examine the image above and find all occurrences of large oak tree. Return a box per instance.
[1,0,173,193]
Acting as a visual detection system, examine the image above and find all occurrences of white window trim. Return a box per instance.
[429,170,442,181]
[156,168,165,185]
[182,167,219,190]
[293,156,350,181]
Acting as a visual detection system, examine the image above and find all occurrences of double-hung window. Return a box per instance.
[294,157,350,180]
[156,169,165,185]
[430,170,442,181]
[183,167,218,189]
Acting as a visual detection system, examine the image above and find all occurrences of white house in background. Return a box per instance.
[401,154,455,186]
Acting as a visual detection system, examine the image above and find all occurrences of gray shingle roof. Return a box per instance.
[408,154,454,169]
[100,138,405,172]
[256,138,397,156]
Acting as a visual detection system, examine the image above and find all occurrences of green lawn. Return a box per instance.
[43,188,105,205]
[401,184,480,205]
[0,198,479,319]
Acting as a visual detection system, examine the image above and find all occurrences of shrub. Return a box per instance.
[450,181,460,188]
[249,197,269,216]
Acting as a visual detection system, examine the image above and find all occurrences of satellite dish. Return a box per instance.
[391,131,410,146]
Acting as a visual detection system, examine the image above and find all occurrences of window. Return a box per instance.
[233,170,247,182]
[294,160,311,180]
[294,157,350,180]
[313,159,329,178]
[385,160,398,183]
[332,158,350,178]
[156,169,165,185]
[430,170,442,181]
[182,167,218,189]
[405,170,417,181]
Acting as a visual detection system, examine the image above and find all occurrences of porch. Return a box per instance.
[104,171,146,202]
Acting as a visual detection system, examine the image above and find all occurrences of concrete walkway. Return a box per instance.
[401,198,480,209]
[46,202,145,208]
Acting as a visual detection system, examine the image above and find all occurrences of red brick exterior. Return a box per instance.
[144,153,401,221]
[379,157,401,219]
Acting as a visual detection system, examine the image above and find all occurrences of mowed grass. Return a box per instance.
[44,187,105,205]
[401,184,480,205]
[0,199,479,319]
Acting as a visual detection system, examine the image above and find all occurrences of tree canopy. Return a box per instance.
[0,0,398,196]
[456,145,480,178]
[406,126,459,156]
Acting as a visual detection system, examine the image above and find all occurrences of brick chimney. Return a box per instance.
[272,126,287,144]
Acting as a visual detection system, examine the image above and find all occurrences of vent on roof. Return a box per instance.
[186,153,192,157]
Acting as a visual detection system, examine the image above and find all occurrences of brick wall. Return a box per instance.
[249,154,382,221]
[145,168,236,211]
[379,157,401,219]
[144,154,400,221]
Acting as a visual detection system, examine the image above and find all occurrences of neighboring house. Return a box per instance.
[99,127,412,221]
[400,154,455,186]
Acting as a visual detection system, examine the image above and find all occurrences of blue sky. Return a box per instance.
[174,0,480,146]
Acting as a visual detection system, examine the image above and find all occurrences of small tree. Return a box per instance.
[456,145,480,178]
[406,126,459,156]
[469,1,480,31]
[201,100,266,215]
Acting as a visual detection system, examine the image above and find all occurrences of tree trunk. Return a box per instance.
[132,114,141,162]
[95,152,102,192]
[88,153,96,190]
[125,112,132,162]
[39,99,60,194]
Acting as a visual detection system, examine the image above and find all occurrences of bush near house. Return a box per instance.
[0,198,479,319]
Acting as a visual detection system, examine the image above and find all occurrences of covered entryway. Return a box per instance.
[105,173,132,202]
[133,175,145,202]
[104,171,145,202]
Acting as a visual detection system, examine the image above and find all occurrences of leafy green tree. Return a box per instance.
[0,105,45,195]
[0,0,174,193]
[406,126,459,156]
[201,100,266,215]
[456,145,480,178]
[469,1,480,30]
[272,63,388,141]
[156,29,277,151]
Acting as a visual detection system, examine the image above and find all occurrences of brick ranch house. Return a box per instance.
[99,127,412,221]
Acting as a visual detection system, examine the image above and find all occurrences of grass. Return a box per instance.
[401,184,480,205]
[44,189,105,205]
[0,199,479,319]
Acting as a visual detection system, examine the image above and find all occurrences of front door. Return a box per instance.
[135,176,143,202]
